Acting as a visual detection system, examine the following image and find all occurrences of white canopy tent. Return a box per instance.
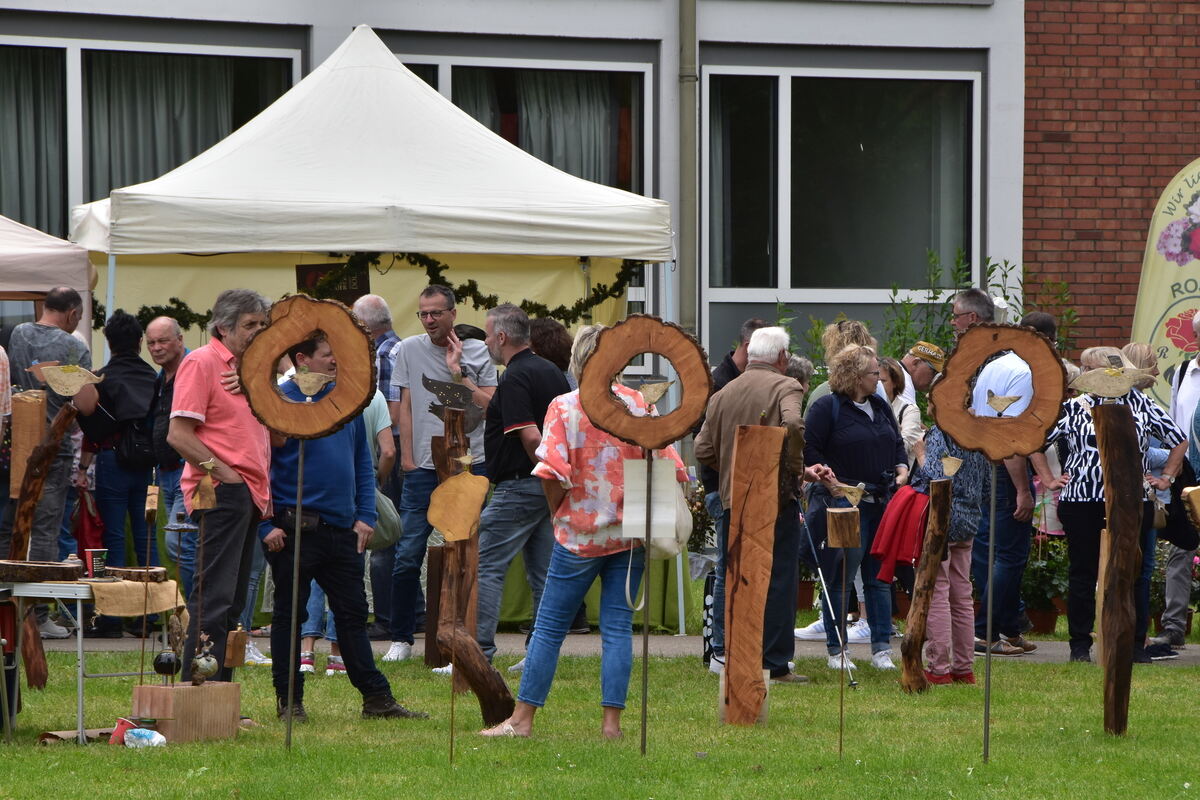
[69,24,672,261]
[0,212,93,332]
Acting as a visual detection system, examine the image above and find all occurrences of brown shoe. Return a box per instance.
[985,639,1025,656]
[770,671,811,684]
[1005,635,1037,653]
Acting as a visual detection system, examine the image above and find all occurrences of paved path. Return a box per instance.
[42,631,1200,666]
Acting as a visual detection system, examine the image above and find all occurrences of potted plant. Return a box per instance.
[797,561,818,611]
[1020,535,1069,633]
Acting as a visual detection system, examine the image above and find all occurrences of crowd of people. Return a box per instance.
[4,281,1196,737]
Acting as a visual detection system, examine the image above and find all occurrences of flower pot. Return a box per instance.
[796,580,816,612]
[1153,609,1194,636]
[893,590,911,621]
[1051,596,1068,615]
[1026,608,1059,635]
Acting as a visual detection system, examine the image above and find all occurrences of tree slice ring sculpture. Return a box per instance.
[240,294,376,439]
[929,324,1066,461]
[579,315,711,451]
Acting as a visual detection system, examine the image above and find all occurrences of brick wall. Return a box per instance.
[1025,1,1200,356]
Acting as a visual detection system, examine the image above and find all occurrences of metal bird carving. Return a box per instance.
[423,374,483,431]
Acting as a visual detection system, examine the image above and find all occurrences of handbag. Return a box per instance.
[116,417,157,472]
[72,490,105,557]
[367,488,402,550]
[647,481,693,561]
[1160,460,1200,550]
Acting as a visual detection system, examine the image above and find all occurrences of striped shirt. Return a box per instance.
[373,330,402,401]
[1045,390,1184,503]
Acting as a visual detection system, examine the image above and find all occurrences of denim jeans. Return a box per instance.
[160,466,198,598]
[57,485,77,561]
[390,468,439,644]
[475,477,554,661]
[237,538,267,632]
[182,482,260,683]
[266,522,388,702]
[804,490,892,654]
[0,458,70,622]
[518,543,644,709]
[705,490,727,657]
[972,467,1033,641]
[301,580,338,642]
[94,450,156,568]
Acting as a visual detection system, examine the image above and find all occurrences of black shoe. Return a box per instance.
[518,622,533,634]
[1069,648,1092,663]
[1132,648,1152,664]
[366,622,390,641]
[1146,643,1179,661]
[276,697,308,723]
[362,693,429,720]
[568,624,591,635]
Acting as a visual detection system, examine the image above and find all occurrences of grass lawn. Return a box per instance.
[3,649,1199,799]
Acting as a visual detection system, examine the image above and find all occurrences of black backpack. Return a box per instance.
[116,415,157,472]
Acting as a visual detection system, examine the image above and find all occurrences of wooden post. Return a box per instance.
[1095,528,1111,667]
[9,402,77,560]
[900,478,951,693]
[720,424,783,726]
[1092,403,1141,736]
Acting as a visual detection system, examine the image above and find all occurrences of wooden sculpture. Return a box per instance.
[578,315,712,451]
[900,478,952,694]
[721,424,784,726]
[9,390,45,498]
[1093,403,1141,735]
[10,402,78,560]
[239,294,375,439]
[930,324,1065,462]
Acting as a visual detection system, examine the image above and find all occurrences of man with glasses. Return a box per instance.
[384,285,497,662]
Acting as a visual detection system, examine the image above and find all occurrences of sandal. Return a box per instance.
[480,721,527,738]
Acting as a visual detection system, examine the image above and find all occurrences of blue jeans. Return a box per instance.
[972,468,1033,640]
[301,580,338,642]
[518,543,644,709]
[390,468,439,644]
[94,449,155,568]
[804,490,892,654]
[57,485,77,561]
[705,491,727,657]
[475,477,554,661]
[160,466,198,598]
[238,538,267,632]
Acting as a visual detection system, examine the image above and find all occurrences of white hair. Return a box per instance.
[746,326,789,364]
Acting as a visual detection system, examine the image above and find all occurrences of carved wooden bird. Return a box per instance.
[1069,366,1156,398]
[39,364,103,397]
[293,369,335,397]
[836,482,867,507]
[940,456,963,477]
[635,379,674,407]
[986,389,1022,415]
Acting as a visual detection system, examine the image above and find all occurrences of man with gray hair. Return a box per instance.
[695,326,833,684]
[168,288,272,683]
[467,303,570,672]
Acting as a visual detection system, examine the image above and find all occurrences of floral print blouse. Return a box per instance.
[533,385,688,557]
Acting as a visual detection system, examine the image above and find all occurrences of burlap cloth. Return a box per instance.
[38,579,185,617]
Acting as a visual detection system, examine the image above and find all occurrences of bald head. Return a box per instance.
[145,315,185,374]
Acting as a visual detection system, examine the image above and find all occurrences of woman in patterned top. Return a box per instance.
[1037,346,1187,662]
[481,325,688,739]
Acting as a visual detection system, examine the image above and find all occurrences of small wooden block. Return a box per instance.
[718,668,770,725]
[131,682,240,743]
[827,508,861,549]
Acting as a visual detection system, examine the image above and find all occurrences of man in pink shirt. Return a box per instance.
[168,289,271,683]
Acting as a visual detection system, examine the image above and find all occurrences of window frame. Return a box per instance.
[700,63,982,346]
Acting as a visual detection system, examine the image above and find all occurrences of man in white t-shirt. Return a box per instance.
[383,285,497,662]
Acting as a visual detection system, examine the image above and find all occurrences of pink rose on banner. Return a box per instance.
[1159,219,1193,266]
[1165,309,1200,352]
[1186,225,1200,261]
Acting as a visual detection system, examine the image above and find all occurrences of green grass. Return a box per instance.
[3,650,1199,798]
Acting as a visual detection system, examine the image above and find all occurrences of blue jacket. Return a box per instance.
[803,391,906,492]
[258,380,377,538]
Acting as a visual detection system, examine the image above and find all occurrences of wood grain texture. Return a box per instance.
[1095,529,1111,667]
[10,402,77,560]
[930,324,1066,461]
[900,478,951,694]
[578,314,711,451]
[131,682,240,743]
[9,390,45,499]
[1093,403,1140,735]
[239,294,375,439]
[0,560,83,582]
[827,508,861,549]
[722,424,783,726]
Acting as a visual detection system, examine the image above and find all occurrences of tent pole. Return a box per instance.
[103,252,116,364]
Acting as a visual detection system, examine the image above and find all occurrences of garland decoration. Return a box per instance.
[324,252,642,325]
[92,297,213,332]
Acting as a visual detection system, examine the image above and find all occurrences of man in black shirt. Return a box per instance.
[474,304,570,667]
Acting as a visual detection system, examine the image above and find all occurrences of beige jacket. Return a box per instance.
[693,362,806,510]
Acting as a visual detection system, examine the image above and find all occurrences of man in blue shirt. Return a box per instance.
[261,330,426,722]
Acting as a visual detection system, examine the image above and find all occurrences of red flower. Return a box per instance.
[1185,225,1200,260]
[1166,309,1199,352]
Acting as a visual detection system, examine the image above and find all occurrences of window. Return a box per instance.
[790,77,970,289]
[451,66,642,192]
[0,46,66,236]
[84,50,290,201]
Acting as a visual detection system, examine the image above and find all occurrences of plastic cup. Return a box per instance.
[109,717,135,745]
[84,549,107,578]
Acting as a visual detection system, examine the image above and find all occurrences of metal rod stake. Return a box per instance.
[285,439,305,750]
[640,448,652,756]
[983,462,998,763]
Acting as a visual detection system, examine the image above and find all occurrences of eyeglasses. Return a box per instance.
[416,309,449,320]
[951,310,974,320]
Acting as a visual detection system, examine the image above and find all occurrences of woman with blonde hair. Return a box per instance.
[481,325,688,739]
[806,319,879,408]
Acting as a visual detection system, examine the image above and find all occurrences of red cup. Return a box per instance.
[109,717,135,745]
[84,548,107,578]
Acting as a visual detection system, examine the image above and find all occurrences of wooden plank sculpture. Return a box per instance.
[1093,403,1141,735]
[9,390,45,499]
[10,401,78,560]
[900,478,952,694]
[429,407,513,730]
[930,323,1068,762]
[721,424,784,726]
[577,314,711,753]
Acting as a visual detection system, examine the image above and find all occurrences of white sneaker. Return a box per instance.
[847,619,871,643]
[38,619,70,639]
[383,641,412,662]
[827,652,857,671]
[325,656,347,676]
[507,658,526,674]
[708,655,724,674]
[244,641,272,666]
[871,649,897,670]
[299,651,315,673]
[794,618,826,641]
[432,664,453,676]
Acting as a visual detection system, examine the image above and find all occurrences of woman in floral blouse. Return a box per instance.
[481,325,688,740]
